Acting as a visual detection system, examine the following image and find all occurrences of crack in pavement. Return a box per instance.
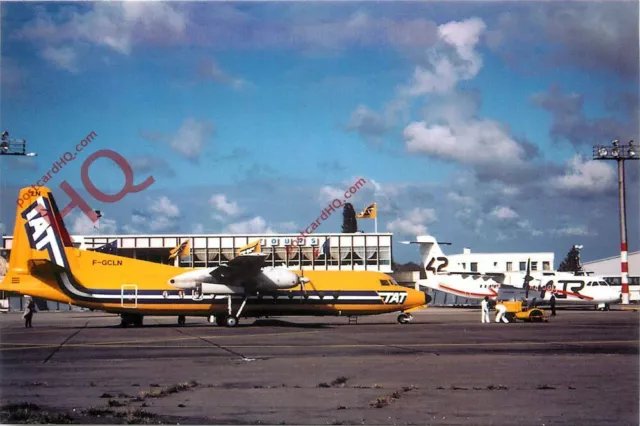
[160,320,257,362]
[42,321,89,364]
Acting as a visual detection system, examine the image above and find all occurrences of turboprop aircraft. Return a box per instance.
[0,187,429,327]
[403,235,621,310]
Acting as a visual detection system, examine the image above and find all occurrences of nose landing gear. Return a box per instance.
[397,313,413,324]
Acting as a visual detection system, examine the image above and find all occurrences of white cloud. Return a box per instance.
[387,207,437,236]
[319,185,345,204]
[70,213,117,235]
[197,57,249,90]
[345,105,391,141]
[551,154,616,195]
[41,46,78,72]
[553,226,594,237]
[209,194,241,216]
[169,118,215,160]
[192,223,205,233]
[277,221,298,232]
[404,18,486,96]
[226,216,275,234]
[404,117,528,170]
[123,195,181,234]
[490,206,519,220]
[447,192,477,207]
[149,196,180,218]
[21,2,187,56]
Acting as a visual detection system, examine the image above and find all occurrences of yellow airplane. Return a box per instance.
[0,187,429,327]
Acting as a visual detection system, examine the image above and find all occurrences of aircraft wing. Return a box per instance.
[210,254,268,287]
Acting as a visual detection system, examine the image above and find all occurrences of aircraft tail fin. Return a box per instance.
[7,187,75,277]
[401,235,449,279]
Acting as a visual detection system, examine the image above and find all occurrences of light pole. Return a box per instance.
[0,130,38,234]
[593,139,638,305]
[0,131,38,300]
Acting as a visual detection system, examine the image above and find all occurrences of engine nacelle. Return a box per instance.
[168,268,214,290]
[257,267,300,290]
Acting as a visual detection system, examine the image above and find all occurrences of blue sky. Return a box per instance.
[1,1,638,265]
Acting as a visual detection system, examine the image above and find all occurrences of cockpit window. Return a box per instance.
[389,278,398,286]
[380,280,390,286]
[599,281,609,287]
[591,282,599,287]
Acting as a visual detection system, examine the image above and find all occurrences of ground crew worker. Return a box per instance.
[481,296,490,323]
[550,294,556,316]
[22,297,36,328]
[495,303,509,323]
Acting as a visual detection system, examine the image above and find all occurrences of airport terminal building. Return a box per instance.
[2,232,393,271]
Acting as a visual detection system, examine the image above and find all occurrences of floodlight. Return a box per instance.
[612,148,620,157]
[598,147,608,157]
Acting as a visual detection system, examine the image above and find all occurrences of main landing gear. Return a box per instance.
[208,295,250,328]
[120,313,143,327]
[397,313,413,324]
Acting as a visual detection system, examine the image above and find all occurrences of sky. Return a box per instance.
[1,1,638,266]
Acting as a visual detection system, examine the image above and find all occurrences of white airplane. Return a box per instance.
[403,235,622,310]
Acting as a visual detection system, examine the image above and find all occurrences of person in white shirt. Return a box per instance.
[481,296,490,323]
[495,303,509,323]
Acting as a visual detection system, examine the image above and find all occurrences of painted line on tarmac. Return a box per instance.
[0,330,322,349]
[1,339,637,352]
[216,339,640,349]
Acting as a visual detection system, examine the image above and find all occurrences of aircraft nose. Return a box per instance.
[424,291,432,305]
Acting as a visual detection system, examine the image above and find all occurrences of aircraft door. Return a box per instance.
[121,284,138,308]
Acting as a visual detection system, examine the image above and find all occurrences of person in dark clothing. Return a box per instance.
[23,297,36,328]
[550,294,556,316]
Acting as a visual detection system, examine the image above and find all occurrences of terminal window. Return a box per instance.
[470,262,478,272]
[543,261,550,271]
[519,261,526,271]
[506,262,513,271]
[531,262,538,271]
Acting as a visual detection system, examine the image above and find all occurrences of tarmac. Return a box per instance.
[0,307,638,425]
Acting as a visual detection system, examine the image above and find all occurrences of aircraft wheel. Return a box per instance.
[225,316,239,327]
[528,309,544,322]
[177,315,186,326]
[133,315,144,327]
[397,313,411,324]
